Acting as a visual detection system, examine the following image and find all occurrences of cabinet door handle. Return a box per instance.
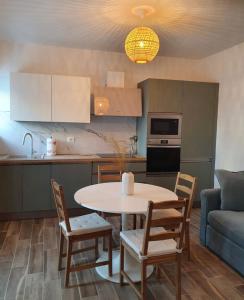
[147,145,181,149]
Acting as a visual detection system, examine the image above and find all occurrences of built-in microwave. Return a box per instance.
[147,113,182,140]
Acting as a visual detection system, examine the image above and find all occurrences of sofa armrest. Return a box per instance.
[200,188,221,245]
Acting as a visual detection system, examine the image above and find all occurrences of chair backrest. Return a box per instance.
[98,163,122,183]
[174,172,197,218]
[51,179,71,233]
[141,199,189,257]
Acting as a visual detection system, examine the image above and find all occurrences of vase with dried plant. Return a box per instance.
[86,129,127,172]
[86,129,136,195]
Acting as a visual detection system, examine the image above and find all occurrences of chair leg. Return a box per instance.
[120,242,124,286]
[120,215,122,231]
[186,221,191,261]
[101,212,107,251]
[155,264,161,279]
[58,230,64,271]
[141,262,146,300]
[140,215,144,229]
[176,254,181,300]
[132,214,137,229]
[65,238,72,288]
[102,236,107,251]
[95,237,99,259]
[108,233,113,276]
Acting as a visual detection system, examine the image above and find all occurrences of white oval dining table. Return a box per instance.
[74,182,178,283]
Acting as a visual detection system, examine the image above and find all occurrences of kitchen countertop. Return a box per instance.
[0,154,146,165]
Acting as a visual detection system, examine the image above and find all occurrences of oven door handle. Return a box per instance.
[147,145,181,148]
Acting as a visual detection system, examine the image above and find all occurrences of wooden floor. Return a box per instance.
[0,209,244,300]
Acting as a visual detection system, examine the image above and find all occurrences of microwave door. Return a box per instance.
[148,113,182,140]
[150,118,179,136]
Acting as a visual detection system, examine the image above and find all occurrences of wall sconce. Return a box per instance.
[94,97,110,115]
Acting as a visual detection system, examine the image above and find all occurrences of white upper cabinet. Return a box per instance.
[52,75,90,123]
[93,87,142,117]
[10,73,52,121]
[10,73,91,123]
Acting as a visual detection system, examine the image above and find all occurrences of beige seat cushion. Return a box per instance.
[120,228,181,260]
[60,213,112,236]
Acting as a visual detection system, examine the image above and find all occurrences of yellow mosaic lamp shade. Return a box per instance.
[125,26,160,64]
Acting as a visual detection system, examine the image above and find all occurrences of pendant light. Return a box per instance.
[125,6,160,64]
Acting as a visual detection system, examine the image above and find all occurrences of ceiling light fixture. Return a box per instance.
[125,5,159,64]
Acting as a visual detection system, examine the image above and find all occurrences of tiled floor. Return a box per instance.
[0,209,244,300]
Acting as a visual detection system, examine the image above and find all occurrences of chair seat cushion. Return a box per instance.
[60,213,112,236]
[120,228,179,260]
[208,210,244,248]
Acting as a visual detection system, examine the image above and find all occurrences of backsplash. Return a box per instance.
[0,112,136,156]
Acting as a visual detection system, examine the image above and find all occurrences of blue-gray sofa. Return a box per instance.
[200,170,244,276]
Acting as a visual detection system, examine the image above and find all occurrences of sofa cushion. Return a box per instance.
[208,210,244,248]
[215,169,244,211]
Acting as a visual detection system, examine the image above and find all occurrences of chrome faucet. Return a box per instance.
[129,135,138,157]
[22,132,34,158]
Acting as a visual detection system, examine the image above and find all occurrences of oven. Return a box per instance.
[148,113,182,140]
[147,144,181,173]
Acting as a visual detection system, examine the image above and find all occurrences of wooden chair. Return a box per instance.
[120,199,189,300]
[98,164,137,248]
[174,173,196,260]
[51,179,113,288]
[140,172,196,260]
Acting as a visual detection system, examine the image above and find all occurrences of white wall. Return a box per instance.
[196,42,244,172]
[0,40,201,155]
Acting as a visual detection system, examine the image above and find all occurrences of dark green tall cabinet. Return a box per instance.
[137,78,219,204]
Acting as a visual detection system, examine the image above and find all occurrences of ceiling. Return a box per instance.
[1,0,244,59]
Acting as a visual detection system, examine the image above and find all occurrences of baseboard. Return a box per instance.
[0,207,91,221]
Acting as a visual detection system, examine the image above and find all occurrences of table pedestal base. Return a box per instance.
[96,250,154,283]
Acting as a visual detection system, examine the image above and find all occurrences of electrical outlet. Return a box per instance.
[66,136,75,144]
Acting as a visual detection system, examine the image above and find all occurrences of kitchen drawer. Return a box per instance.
[125,162,146,173]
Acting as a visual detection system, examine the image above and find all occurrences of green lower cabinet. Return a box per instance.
[0,165,22,213]
[134,173,147,183]
[180,161,213,203]
[51,163,92,209]
[22,165,51,212]
[145,174,177,191]
[125,162,146,173]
